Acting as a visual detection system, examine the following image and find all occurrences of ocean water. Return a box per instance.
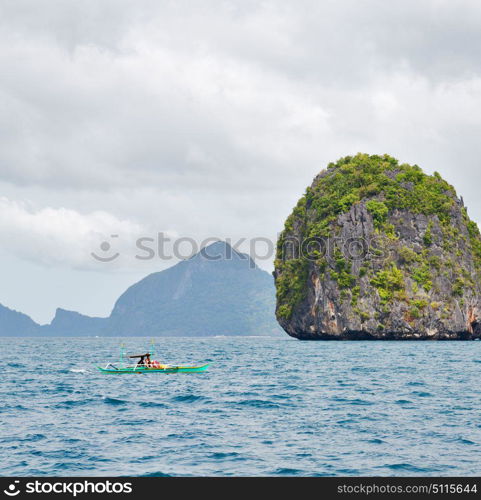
[1,337,481,477]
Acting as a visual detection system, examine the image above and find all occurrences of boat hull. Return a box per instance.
[97,364,209,374]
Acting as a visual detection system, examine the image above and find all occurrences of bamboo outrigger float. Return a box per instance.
[97,345,209,374]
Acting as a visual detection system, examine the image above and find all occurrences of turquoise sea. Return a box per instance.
[1,337,481,476]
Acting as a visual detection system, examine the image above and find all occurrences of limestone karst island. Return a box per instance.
[274,153,481,340]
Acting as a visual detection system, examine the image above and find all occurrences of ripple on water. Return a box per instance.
[273,468,305,476]
[454,438,476,445]
[410,391,432,398]
[53,399,95,409]
[138,401,168,409]
[140,472,172,477]
[384,463,434,474]
[25,434,47,442]
[365,438,385,444]
[102,397,128,406]
[235,399,282,409]
[171,394,208,404]
[331,397,375,406]
[209,452,242,460]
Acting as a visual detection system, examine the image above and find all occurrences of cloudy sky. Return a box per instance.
[1,0,481,323]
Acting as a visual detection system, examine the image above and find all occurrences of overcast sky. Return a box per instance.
[1,0,481,323]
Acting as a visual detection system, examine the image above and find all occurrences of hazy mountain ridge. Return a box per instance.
[0,303,40,336]
[41,309,109,337]
[1,242,282,337]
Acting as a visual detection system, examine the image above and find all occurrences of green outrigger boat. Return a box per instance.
[98,364,209,374]
[97,351,209,374]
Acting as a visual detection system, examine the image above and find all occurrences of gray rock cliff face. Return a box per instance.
[274,154,481,340]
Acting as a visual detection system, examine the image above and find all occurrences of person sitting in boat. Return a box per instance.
[129,353,153,368]
[128,353,165,369]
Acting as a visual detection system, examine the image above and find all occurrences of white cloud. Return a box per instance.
[0,197,145,269]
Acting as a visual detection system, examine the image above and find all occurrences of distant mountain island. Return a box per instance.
[0,241,282,337]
